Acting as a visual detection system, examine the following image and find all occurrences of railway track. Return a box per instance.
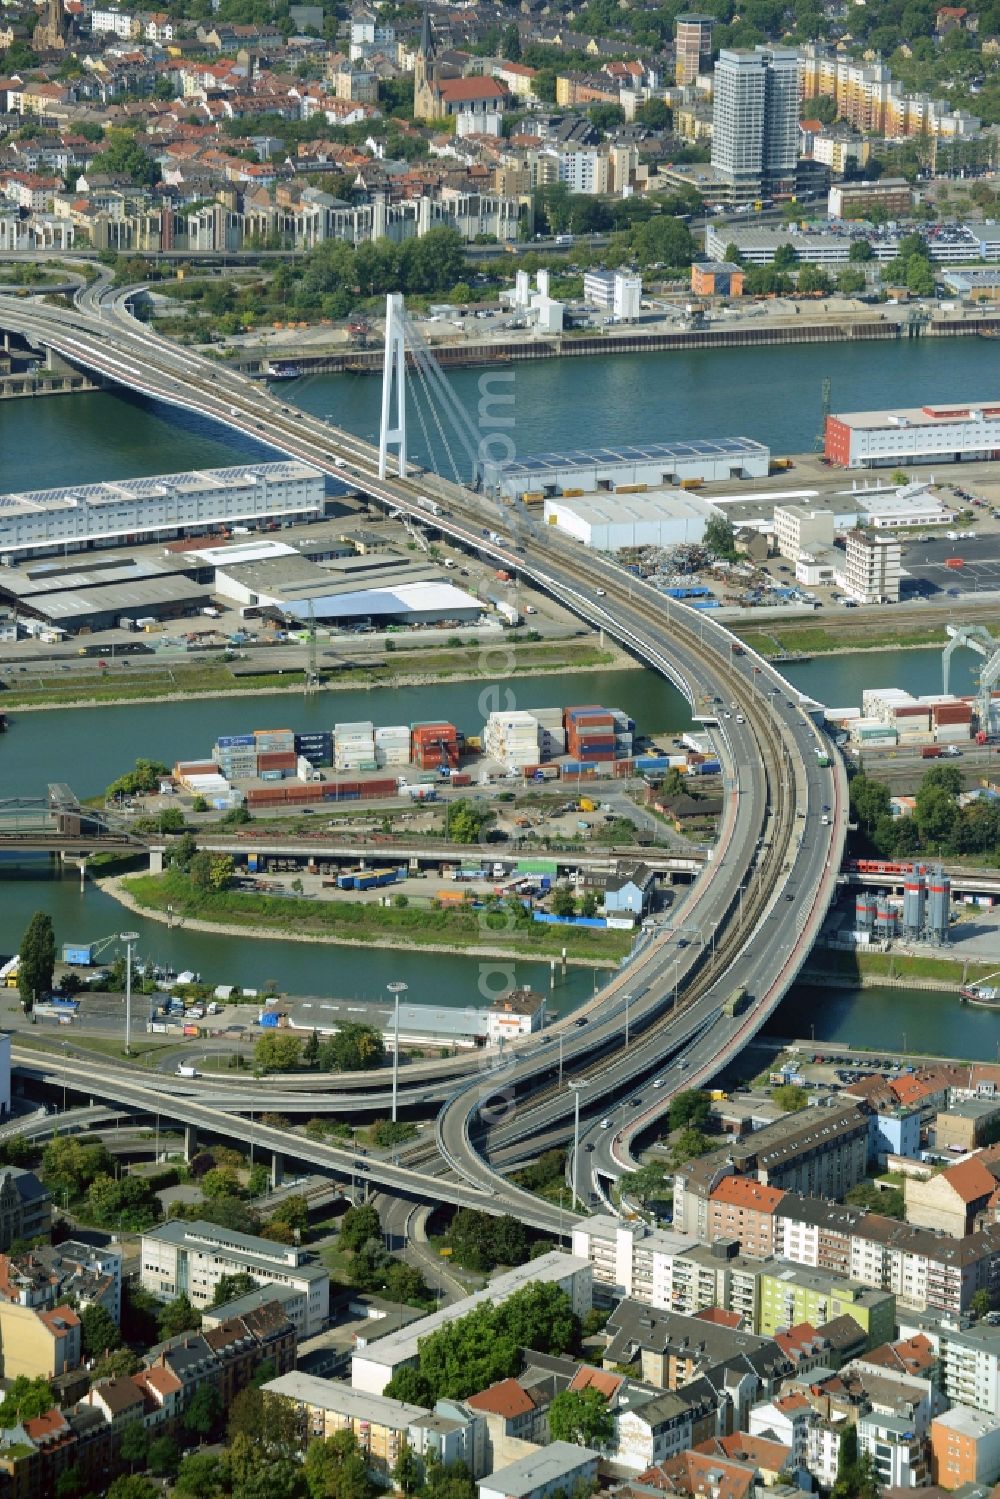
[1,295,839,1225]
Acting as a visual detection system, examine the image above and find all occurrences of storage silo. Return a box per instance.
[927,867,952,943]
[875,900,895,939]
[902,866,926,938]
[855,894,876,932]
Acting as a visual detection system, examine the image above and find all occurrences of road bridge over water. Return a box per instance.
[0,284,845,1220]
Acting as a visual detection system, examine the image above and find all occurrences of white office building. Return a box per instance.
[542,492,717,550]
[141,1220,329,1336]
[0,463,327,558]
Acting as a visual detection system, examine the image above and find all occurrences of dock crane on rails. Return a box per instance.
[942,624,1000,740]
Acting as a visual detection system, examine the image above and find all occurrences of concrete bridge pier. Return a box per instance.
[184,1125,198,1160]
[77,857,88,890]
[271,1152,284,1189]
[149,846,166,874]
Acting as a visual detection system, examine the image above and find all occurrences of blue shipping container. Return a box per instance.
[217,735,255,749]
[258,1011,280,1028]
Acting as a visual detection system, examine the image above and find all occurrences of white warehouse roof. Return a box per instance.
[280,581,481,621]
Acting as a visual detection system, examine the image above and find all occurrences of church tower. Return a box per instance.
[413,7,436,120]
[33,0,69,51]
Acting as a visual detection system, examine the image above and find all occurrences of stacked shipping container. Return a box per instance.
[334,721,377,771]
[374,725,410,768]
[412,721,459,770]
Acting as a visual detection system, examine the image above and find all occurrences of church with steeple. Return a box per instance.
[33,0,71,51]
[413,6,507,131]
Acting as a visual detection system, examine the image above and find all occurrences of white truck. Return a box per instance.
[177,1065,199,1078]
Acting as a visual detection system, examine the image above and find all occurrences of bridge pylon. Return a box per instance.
[378,293,407,480]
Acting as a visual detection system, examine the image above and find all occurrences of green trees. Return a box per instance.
[93,129,160,186]
[120,1420,149,1472]
[340,1202,382,1251]
[318,1023,385,1072]
[773,243,798,271]
[158,1293,200,1339]
[394,1439,423,1497]
[444,1209,528,1271]
[304,1429,377,1499]
[211,1271,258,1307]
[385,1284,579,1403]
[669,1127,711,1167]
[445,799,494,844]
[668,1090,711,1131]
[631,215,696,268]
[797,265,832,295]
[42,1135,114,1202]
[18,911,56,1007]
[551,885,577,918]
[548,1388,614,1448]
[80,1302,123,1360]
[174,1452,224,1499]
[184,1383,223,1443]
[0,1377,55,1422]
[837,267,867,296]
[773,1083,809,1112]
[848,238,873,262]
[254,1032,303,1074]
[189,851,235,892]
[106,758,170,799]
[703,515,738,562]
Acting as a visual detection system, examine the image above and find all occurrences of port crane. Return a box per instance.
[942,625,1000,739]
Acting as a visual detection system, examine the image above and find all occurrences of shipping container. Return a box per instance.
[217,735,255,749]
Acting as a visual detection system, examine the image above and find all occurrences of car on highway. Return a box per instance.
[596,588,606,596]
[600,1117,613,1128]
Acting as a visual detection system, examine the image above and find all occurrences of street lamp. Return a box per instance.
[624,992,632,1048]
[569,1080,588,1213]
[119,932,139,1054]
[387,982,408,1123]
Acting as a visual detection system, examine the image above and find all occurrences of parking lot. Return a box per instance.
[901,532,1000,599]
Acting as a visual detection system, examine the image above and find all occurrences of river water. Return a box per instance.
[1,335,995,1050]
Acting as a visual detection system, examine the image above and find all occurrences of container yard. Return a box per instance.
[159,705,722,810]
[825,687,981,750]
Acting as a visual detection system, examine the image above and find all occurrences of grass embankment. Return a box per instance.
[0,639,621,711]
[804,948,997,988]
[120,869,633,962]
[736,622,954,657]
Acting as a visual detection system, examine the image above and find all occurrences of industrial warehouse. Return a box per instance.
[0,526,489,635]
[480,438,771,502]
[824,401,1000,468]
[0,463,328,557]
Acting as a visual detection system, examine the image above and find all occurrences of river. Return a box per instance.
[1,334,996,1052]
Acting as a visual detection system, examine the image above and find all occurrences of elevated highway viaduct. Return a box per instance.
[0,292,845,1220]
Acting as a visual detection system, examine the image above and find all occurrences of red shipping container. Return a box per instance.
[450,772,472,786]
[258,751,297,770]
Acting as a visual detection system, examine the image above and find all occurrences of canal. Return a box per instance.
[1,334,996,1050]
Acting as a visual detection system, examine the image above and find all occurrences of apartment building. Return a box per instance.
[930,1407,1000,1488]
[844,531,902,606]
[711,46,799,202]
[758,1265,895,1347]
[673,1104,870,1237]
[675,13,714,85]
[265,1372,482,1477]
[707,1179,786,1257]
[604,1302,793,1401]
[141,1221,329,1336]
[859,1410,929,1487]
[0,1302,80,1381]
[905,1154,1000,1238]
[0,1168,51,1251]
[572,1217,698,1305]
[894,1320,1000,1417]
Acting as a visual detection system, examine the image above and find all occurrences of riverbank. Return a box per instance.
[804,947,998,993]
[1,639,630,713]
[735,609,998,659]
[101,872,631,966]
